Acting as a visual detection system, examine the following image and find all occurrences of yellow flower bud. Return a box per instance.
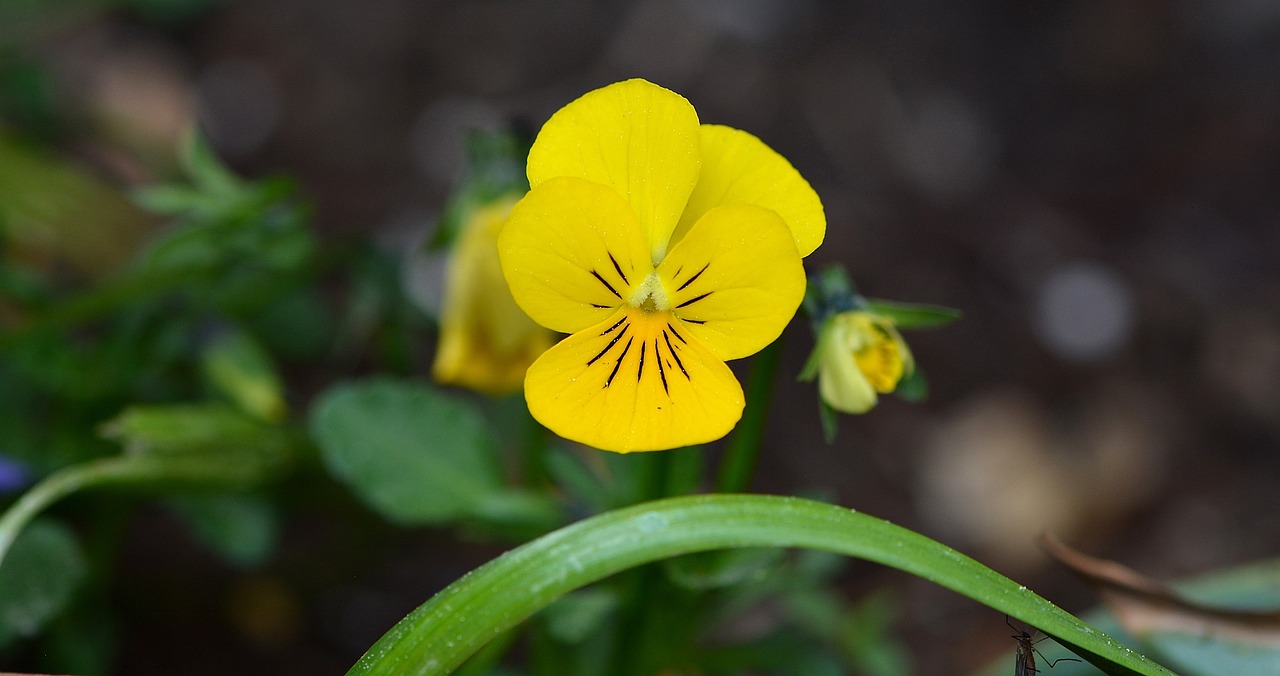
[432,194,556,395]
[816,311,913,414]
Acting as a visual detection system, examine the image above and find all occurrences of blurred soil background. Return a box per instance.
[4,0,1280,673]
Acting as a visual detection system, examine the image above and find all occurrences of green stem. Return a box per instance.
[715,339,783,493]
[347,494,1171,676]
[0,458,140,567]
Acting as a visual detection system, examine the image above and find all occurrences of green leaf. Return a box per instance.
[663,548,785,591]
[462,490,567,541]
[309,378,503,525]
[0,404,297,570]
[100,403,295,484]
[864,300,961,330]
[347,495,1172,676]
[980,557,1280,676]
[429,129,531,251]
[181,128,241,198]
[0,519,86,648]
[201,329,288,422]
[167,493,278,568]
[541,588,618,644]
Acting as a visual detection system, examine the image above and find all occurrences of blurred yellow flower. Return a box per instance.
[816,311,913,414]
[433,194,556,395]
[499,79,824,452]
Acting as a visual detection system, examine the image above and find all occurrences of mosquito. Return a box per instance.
[1006,615,1081,675]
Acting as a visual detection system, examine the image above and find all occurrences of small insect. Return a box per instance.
[1006,615,1081,675]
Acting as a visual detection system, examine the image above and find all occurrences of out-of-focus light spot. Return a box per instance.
[1034,262,1134,362]
[411,97,505,187]
[195,60,281,158]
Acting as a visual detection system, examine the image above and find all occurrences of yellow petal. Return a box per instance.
[524,308,745,453]
[657,204,806,360]
[672,124,825,257]
[499,177,654,334]
[526,79,701,262]
[816,318,879,414]
[433,195,557,395]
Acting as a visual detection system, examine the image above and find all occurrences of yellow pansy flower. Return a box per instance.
[433,194,557,395]
[499,79,824,453]
[816,311,913,414]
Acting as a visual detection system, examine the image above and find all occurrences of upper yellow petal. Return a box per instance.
[657,204,806,360]
[523,308,745,453]
[499,177,654,334]
[433,195,556,395]
[672,124,825,257]
[526,79,702,263]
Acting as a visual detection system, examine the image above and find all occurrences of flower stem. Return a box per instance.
[715,338,783,493]
[0,458,137,568]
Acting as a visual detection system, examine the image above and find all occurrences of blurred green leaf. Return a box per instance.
[180,128,240,198]
[979,558,1280,676]
[864,299,961,330]
[309,378,503,525]
[463,490,566,541]
[0,519,85,648]
[541,588,618,644]
[201,329,288,422]
[664,548,784,591]
[101,403,295,485]
[544,447,611,513]
[430,129,531,251]
[167,493,278,568]
[0,132,155,279]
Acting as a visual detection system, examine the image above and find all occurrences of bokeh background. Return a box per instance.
[4,0,1280,673]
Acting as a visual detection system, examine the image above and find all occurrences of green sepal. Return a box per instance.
[863,299,960,330]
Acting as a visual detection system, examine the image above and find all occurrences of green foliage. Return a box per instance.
[309,378,505,525]
[348,495,1171,676]
[201,329,288,422]
[980,558,1280,676]
[429,129,532,251]
[166,493,279,568]
[100,403,296,487]
[0,519,86,648]
[863,299,962,330]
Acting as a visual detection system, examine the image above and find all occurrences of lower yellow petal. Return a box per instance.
[658,204,806,360]
[672,124,825,257]
[524,309,745,453]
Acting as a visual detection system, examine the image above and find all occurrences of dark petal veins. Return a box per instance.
[588,323,629,366]
[608,252,630,286]
[591,269,622,299]
[676,291,712,309]
[677,263,709,292]
[605,337,634,388]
